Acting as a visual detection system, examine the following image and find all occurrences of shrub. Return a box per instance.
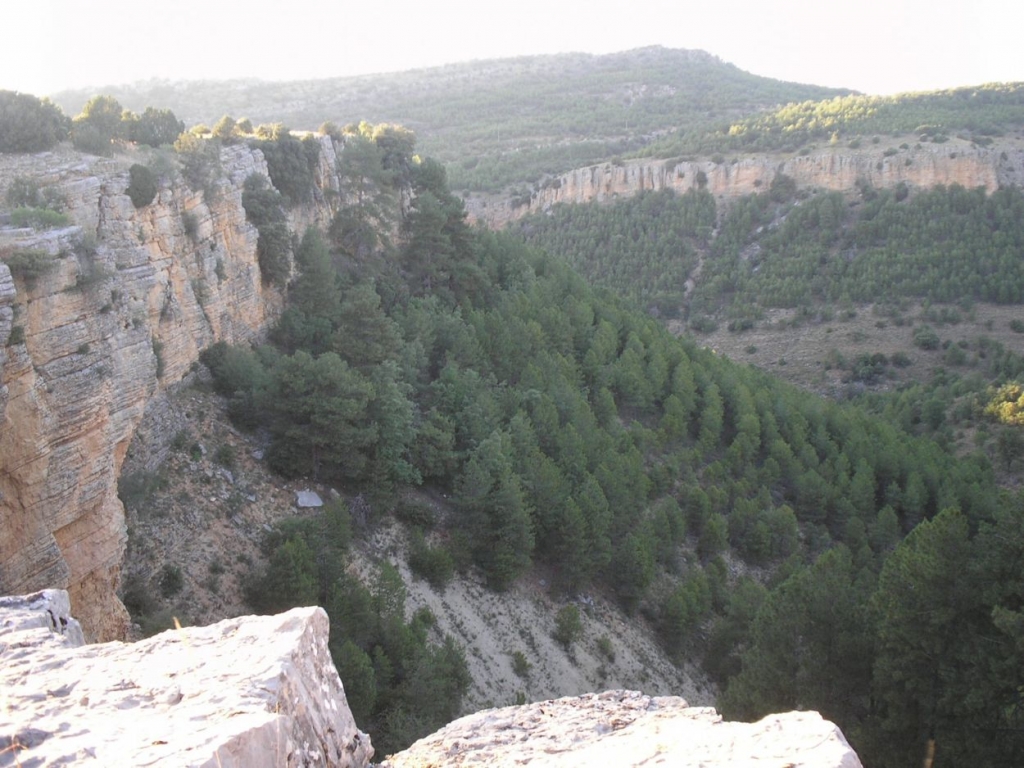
[769,173,797,202]
[127,164,157,208]
[6,177,42,208]
[181,211,199,241]
[255,133,319,204]
[170,429,190,452]
[174,132,222,195]
[596,634,616,662]
[152,338,165,378]
[7,325,25,345]
[553,604,583,650]
[407,530,455,590]
[689,315,718,333]
[159,564,184,597]
[129,107,184,148]
[242,174,292,285]
[0,91,71,152]
[1010,319,1024,334]
[511,650,532,679]
[395,497,436,529]
[214,444,235,468]
[212,115,238,143]
[3,248,58,282]
[912,325,940,350]
[117,469,167,510]
[256,222,291,285]
[10,207,70,229]
[71,123,113,156]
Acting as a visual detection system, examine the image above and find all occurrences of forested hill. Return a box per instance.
[49,47,849,193]
[179,124,1020,764]
[641,82,1024,157]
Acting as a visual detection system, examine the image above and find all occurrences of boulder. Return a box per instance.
[295,490,323,508]
[0,591,372,767]
[381,690,862,768]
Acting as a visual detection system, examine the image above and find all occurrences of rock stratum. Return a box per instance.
[0,140,341,641]
[0,590,861,768]
[468,142,1024,227]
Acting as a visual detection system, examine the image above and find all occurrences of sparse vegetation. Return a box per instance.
[9,207,70,229]
[511,650,532,679]
[553,605,583,651]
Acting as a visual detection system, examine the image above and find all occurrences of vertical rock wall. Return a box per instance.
[468,144,1024,227]
[0,144,307,641]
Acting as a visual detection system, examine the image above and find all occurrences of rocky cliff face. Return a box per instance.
[0,140,340,642]
[1,591,860,768]
[468,142,1024,227]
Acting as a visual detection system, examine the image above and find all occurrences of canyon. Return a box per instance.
[2,137,1020,642]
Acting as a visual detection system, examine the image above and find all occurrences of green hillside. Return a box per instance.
[177,125,1023,764]
[640,82,1024,157]
[50,47,849,192]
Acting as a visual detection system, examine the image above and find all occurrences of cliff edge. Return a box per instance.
[0,590,372,767]
[468,140,1024,227]
[0,591,861,768]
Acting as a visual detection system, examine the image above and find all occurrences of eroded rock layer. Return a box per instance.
[469,144,1024,227]
[0,142,344,640]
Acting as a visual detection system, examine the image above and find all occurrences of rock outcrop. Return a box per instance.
[0,590,372,767]
[468,143,1024,227]
[0,140,339,641]
[1,591,860,768]
[382,690,862,768]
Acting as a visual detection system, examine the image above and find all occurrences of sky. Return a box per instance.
[3,0,1022,98]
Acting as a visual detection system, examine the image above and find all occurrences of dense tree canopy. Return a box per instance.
[0,91,70,153]
[194,120,1020,764]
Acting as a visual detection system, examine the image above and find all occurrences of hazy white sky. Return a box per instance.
[3,0,1022,97]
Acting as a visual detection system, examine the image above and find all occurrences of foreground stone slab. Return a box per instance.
[0,594,372,768]
[382,690,862,768]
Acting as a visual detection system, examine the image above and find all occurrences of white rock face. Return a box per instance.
[382,690,862,768]
[0,592,372,768]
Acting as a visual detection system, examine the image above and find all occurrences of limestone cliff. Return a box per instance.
[0,591,860,768]
[0,139,341,641]
[468,142,1024,227]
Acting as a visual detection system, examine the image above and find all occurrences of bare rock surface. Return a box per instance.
[469,139,1024,227]
[0,589,85,652]
[0,592,372,768]
[382,690,862,768]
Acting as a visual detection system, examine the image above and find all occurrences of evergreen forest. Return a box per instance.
[192,126,1022,764]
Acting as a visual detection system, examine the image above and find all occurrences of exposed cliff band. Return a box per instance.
[467,144,1024,227]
